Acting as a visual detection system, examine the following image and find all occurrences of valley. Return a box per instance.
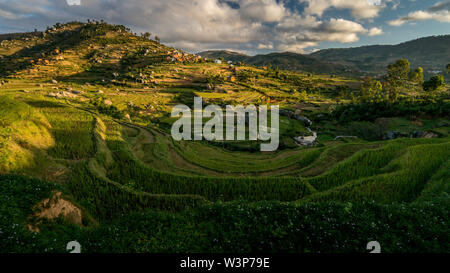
[0,21,449,253]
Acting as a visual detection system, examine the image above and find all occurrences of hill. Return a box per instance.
[200,35,450,78]
[311,35,450,77]
[0,21,449,253]
[198,50,250,63]
[198,50,348,75]
[246,52,348,75]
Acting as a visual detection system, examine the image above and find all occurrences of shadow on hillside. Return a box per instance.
[23,99,67,109]
[57,48,168,86]
[0,26,87,77]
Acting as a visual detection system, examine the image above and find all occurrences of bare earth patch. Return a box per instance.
[28,191,82,232]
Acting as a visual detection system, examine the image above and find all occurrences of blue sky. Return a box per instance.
[320,0,450,49]
[0,0,448,54]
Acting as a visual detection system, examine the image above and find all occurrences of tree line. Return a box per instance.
[357,60,448,103]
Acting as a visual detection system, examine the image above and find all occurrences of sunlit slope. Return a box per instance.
[0,21,448,227]
[1,96,448,222]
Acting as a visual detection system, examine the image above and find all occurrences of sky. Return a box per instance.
[0,0,449,55]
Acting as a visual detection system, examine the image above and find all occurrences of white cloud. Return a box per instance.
[428,1,450,12]
[238,0,286,22]
[389,10,450,26]
[299,0,387,19]
[274,17,368,53]
[66,0,81,6]
[389,1,450,26]
[257,43,274,50]
[367,0,381,5]
[368,27,383,36]
[0,0,382,53]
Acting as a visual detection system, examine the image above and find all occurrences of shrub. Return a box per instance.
[423,74,445,92]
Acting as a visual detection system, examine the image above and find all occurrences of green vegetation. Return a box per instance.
[310,35,450,78]
[2,175,448,253]
[424,74,446,92]
[0,21,448,253]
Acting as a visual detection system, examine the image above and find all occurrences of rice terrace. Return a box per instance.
[0,0,449,258]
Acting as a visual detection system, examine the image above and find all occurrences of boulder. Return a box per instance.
[214,87,226,93]
[422,132,439,138]
[294,133,317,146]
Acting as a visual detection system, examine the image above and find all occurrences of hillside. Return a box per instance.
[199,35,450,78]
[198,51,347,75]
[198,50,250,63]
[0,21,449,254]
[311,35,450,77]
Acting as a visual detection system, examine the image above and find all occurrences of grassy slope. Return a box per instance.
[0,22,449,253]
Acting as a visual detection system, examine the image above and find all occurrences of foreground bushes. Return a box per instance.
[332,99,450,123]
[1,175,448,253]
[0,175,81,253]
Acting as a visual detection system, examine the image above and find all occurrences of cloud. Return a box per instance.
[389,1,450,26]
[368,27,383,36]
[0,8,18,20]
[0,0,381,53]
[256,43,274,50]
[390,1,400,11]
[299,0,387,19]
[274,17,369,52]
[428,1,450,12]
[66,0,81,6]
[238,0,286,22]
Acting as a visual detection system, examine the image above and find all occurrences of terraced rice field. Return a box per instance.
[4,97,446,218]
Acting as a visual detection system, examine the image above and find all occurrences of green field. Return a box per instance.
[0,22,449,253]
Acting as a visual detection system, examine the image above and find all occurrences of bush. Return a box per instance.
[332,98,450,123]
[423,74,445,92]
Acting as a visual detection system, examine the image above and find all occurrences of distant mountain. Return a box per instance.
[198,50,250,63]
[246,52,347,75]
[311,35,450,77]
[199,35,450,77]
[0,32,40,41]
[198,50,347,75]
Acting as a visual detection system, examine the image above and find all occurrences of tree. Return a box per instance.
[410,67,423,85]
[142,32,151,40]
[423,74,445,92]
[385,59,410,103]
[154,36,160,43]
[359,77,383,103]
[446,64,450,74]
[387,59,410,82]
